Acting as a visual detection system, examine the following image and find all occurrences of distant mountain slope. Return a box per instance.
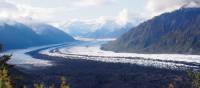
[0,20,40,50]
[101,8,200,54]
[28,23,75,44]
[0,20,74,50]
[63,21,96,37]
[85,22,133,39]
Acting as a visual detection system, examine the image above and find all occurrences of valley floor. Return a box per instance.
[1,40,200,88]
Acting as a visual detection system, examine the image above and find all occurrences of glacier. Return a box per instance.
[40,41,200,70]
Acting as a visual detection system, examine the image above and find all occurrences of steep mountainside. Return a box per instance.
[0,21,40,50]
[101,8,200,54]
[0,20,74,50]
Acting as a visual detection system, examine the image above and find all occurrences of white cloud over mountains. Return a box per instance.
[0,1,18,11]
[0,1,18,18]
[115,9,129,26]
[0,0,53,23]
[74,0,116,7]
[0,0,200,27]
[146,0,200,18]
[63,8,131,31]
[61,8,136,37]
[0,0,118,25]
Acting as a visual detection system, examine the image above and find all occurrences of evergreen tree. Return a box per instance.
[188,71,200,88]
[60,77,69,88]
[0,67,13,88]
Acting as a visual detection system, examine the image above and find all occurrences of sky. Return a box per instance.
[0,0,200,26]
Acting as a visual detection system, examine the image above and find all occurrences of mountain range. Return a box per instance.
[101,8,200,54]
[0,19,74,50]
[84,22,133,39]
[62,18,135,39]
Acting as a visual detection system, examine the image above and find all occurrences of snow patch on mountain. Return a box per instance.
[61,9,140,38]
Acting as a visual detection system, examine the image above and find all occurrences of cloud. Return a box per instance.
[115,9,129,26]
[182,0,200,8]
[0,0,54,23]
[62,8,135,32]
[0,1,18,11]
[184,0,200,4]
[0,1,19,18]
[146,0,200,18]
[74,0,116,7]
[0,0,117,24]
[146,0,184,18]
[70,8,132,26]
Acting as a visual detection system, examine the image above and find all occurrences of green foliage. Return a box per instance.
[0,51,14,88]
[0,67,13,88]
[0,55,12,67]
[0,51,13,88]
[60,76,69,88]
[33,77,70,88]
[188,70,200,88]
[34,83,45,88]
[0,44,70,88]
